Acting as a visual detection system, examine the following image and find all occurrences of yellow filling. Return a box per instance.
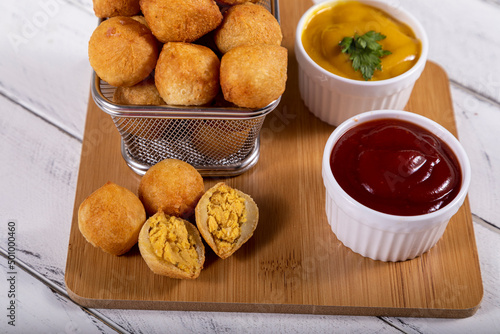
[148,213,200,273]
[207,184,247,255]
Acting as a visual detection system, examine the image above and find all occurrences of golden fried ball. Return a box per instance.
[220,44,288,109]
[92,0,141,18]
[78,182,146,256]
[192,120,252,160]
[214,3,283,54]
[138,159,205,218]
[215,0,258,5]
[140,0,222,43]
[88,17,159,87]
[113,76,165,106]
[130,15,150,29]
[155,42,220,106]
[113,77,168,140]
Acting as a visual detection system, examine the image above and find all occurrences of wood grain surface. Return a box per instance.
[65,60,482,318]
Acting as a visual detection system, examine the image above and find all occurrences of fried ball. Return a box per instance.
[78,182,146,256]
[192,120,252,160]
[113,76,165,106]
[155,42,220,106]
[214,3,282,54]
[131,15,150,29]
[113,77,168,140]
[93,0,141,18]
[140,0,222,43]
[130,15,163,50]
[216,0,258,5]
[139,211,205,279]
[138,159,205,218]
[220,44,288,109]
[88,17,159,87]
[195,182,259,259]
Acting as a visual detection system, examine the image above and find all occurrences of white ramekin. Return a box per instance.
[296,0,429,126]
[322,110,471,262]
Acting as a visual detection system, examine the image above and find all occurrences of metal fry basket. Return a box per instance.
[91,0,281,177]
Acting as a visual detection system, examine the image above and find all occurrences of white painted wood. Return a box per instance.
[0,0,95,140]
[98,310,404,334]
[451,85,500,227]
[0,95,80,279]
[403,0,500,104]
[0,258,116,334]
[0,0,499,332]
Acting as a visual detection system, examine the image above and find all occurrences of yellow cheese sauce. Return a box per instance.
[206,184,247,255]
[301,1,421,81]
[148,213,200,273]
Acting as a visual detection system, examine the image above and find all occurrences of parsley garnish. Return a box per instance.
[339,31,392,81]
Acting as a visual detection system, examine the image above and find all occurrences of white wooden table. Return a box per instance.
[1,0,499,333]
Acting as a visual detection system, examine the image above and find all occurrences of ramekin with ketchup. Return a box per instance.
[322,110,471,262]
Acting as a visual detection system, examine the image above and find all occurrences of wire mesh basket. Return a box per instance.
[91,0,281,176]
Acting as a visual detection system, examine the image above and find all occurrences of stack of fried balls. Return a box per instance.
[88,0,288,109]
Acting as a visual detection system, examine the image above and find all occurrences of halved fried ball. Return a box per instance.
[140,0,222,43]
[220,44,288,109]
[88,17,159,87]
[195,182,258,259]
[92,0,141,18]
[214,3,282,54]
[139,211,205,279]
[78,182,146,256]
[155,42,220,106]
[138,159,205,218]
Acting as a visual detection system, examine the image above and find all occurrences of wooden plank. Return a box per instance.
[65,60,482,318]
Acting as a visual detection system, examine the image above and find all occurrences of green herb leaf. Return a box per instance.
[339,31,392,80]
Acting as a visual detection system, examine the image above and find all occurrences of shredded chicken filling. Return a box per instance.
[207,184,247,255]
[148,213,199,273]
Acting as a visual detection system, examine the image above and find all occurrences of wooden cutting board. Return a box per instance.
[65,1,482,318]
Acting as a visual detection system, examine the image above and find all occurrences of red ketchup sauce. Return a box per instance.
[330,119,462,216]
